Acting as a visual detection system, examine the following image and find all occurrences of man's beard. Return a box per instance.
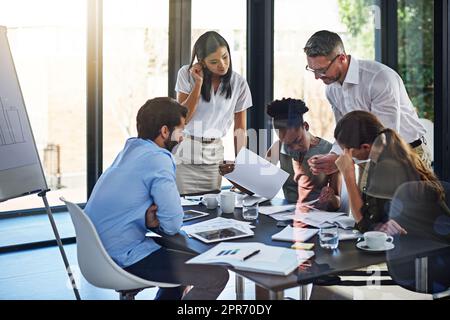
[322,73,340,84]
[164,135,179,152]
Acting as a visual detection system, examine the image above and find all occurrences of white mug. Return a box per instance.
[220,191,236,214]
[364,231,393,249]
[202,194,219,209]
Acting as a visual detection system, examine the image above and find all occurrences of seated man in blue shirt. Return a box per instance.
[85,97,229,300]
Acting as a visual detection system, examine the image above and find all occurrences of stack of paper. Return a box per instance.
[224,148,289,199]
[186,242,314,276]
[259,204,296,215]
[294,211,355,230]
[181,217,254,236]
[271,226,319,243]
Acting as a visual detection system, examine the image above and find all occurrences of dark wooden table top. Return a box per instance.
[154,199,450,292]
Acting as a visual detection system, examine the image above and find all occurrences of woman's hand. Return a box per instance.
[308,153,339,175]
[374,219,407,236]
[189,63,204,84]
[316,186,340,211]
[335,148,355,177]
[318,186,335,204]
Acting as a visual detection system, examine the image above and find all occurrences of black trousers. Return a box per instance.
[124,247,229,300]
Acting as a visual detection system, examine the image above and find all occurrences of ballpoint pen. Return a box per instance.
[243,249,260,261]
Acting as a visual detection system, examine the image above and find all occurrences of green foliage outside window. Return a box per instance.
[338,0,434,121]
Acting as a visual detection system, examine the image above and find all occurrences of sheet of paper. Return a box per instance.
[271,226,318,242]
[145,231,161,238]
[293,211,355,229]
[180,197,201,206]
[269,212,295,221]
[259,204,296,215]
[302,198,319,206]
[235,194,268,208]
[224,148,289,199]
[181,217,254,235]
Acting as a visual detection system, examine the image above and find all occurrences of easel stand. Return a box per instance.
[38,190,81,300]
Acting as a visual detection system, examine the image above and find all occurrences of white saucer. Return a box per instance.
[356,241,395,252]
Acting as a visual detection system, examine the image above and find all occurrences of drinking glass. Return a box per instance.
[242,201,258,221]
[319,225,339,250]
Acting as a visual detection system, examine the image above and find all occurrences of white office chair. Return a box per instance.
[60,197,180,300]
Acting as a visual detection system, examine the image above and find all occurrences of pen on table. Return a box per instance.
[243,249,260,261]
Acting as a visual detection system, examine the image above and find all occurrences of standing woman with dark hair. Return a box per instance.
[173,31,252,195]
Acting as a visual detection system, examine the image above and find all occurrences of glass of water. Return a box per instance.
[242,201,258,221]
[319,225,339,250]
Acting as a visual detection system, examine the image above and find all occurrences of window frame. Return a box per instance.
[2,0,449,252]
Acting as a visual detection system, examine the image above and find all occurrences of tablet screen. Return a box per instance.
[183,210,209,222]
[191,227,252,243]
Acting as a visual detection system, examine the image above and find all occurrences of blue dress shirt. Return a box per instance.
[84,138,183,268]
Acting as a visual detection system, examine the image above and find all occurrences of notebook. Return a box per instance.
[186,242,314,276]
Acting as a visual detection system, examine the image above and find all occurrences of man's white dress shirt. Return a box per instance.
[326,57,426,153]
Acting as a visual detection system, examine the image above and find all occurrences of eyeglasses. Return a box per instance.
[305,55,341,77]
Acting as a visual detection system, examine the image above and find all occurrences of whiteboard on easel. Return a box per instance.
[0,26,48,202]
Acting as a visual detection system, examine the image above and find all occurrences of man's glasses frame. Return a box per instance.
[305,54,341,77]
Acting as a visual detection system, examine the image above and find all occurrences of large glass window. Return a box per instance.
[103,0,169,169]
[274,0,378,142]
[0,0,87,212]
[191,0,247,162]
[397,0,434,158]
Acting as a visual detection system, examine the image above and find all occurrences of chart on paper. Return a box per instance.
[0,96,26,146]
[0,95,37,172]
[0,25,47,201]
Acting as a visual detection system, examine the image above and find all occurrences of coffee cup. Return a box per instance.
[202,194,218,209]
[363,231,393,249]
[220,191,236,214]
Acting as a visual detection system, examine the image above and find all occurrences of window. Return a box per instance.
[191,0,247,162]
[0,0,87,212]
[274,0,378,143]
[397,0,434,157]
[102,0,169,169]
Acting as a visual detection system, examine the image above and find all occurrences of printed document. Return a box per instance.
[224,148,289,199]
[186,242,314,276]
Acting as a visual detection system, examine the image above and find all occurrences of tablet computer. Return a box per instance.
[190,226,253,243]
[183,210,209,222]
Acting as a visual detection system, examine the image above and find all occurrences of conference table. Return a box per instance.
[153,198,450,300]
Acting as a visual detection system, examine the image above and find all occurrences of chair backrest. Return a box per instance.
[386,181,450,294]
[60,197,179,291]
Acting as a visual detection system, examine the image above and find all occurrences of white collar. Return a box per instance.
[343,56,359,85]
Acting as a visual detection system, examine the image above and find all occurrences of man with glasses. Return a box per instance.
[303,30,431,177]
